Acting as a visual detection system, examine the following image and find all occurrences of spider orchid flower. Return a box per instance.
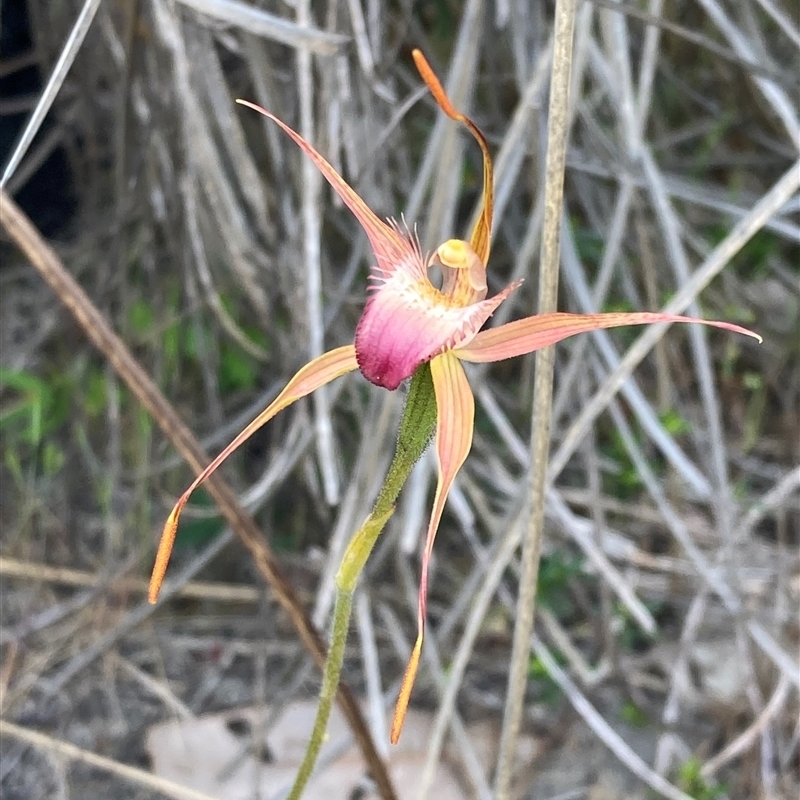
[149,50,760,744]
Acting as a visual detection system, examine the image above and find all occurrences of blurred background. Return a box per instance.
[0,0,798,798]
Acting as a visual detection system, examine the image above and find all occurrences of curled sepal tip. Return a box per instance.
[411,49,494,265]
[391,633,422,744]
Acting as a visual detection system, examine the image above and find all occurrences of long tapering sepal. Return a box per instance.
[236,100,422,285]
[149,346,359,603]
[456,311,762,363]
[391,353,475,743]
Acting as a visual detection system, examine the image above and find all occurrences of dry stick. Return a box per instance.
[3,105,79,197]
[530,640,696,800]
[0,556,262,604]
[0,0,102,187]
[43,419,313,691]
[115,653,194,721]
[583,374,616,668]
[416,510,524,800]
[423,0,484,249]
[694,0,800,150]
[548,158,800,486]
[296,0,339,506]
[602,391,799,688]
[569,159,800,241]
[421,495,688,800]
[494,0,579,795]
[0,719,222,800]
[174,0,348,55]
[399,0,486,562]
[753,0,800,50]
[0,189,398,800]
[404,0,485,234]
[587,0,786,81]
[150,0,270,319]
[702,675,793,779]
[735,466,800,540]
[416,478,673,799]
[393,559,493,800]
[355,592,388,759]
[642,138,774,753]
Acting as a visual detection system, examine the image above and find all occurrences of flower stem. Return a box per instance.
[286,365,437,798]
[285,516,385,800]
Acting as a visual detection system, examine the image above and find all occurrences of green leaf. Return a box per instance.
[163,322,181,372]
[84,369,108,418]
[0,368,70,446]
[526,655,561,705]
[620,699,649,728]
[536,553,583,615]
[219,342,259,394]
[41,442,66,477]
[676,757,727,799]
[659,409,691,436]
[0,368,48,444]
[129,298,156,337]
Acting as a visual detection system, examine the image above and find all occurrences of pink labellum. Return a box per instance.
[355,269,521,390]
[234,100,530,391]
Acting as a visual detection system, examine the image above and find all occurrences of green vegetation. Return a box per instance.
[619,698,649,727]
[527,653,562,705]
[128,294,268,397]
[536,551,584,617]
[1,367,70,480]
[675,757,727,800]
[598,407,693,500]
[1,291,267,548]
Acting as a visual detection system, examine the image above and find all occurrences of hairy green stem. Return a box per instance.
[286,365,437,798]
[286,513,387,800]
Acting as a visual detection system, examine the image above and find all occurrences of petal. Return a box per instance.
[412,50,494,264]
[149,346,359,603]
[235,100,425,284]
[455,311,763,363]
[355,274,522,390]
[391,353,475,744]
